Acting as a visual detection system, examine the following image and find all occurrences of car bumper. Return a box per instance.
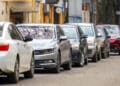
[0,52,15,74]
[34,53,57,68]
[87,46,96,58]
[110,44,120,52]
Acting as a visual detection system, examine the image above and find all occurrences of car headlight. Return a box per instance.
[34,48,55,55]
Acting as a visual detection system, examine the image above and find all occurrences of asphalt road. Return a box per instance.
[0,53,120,86]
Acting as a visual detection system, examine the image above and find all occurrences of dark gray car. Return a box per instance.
[59,24,88,67]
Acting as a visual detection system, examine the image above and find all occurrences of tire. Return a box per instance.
[8,59,19,83]
[107,52,110,57]
[76,53,85,67]
[24,56,34,78]
[84,57,88,65]
[102,52,107,59]
[63,51,72,70]
[53,53,61,73]
[118,51,120,55]
[92,53,98,62]
[98,50,102,61]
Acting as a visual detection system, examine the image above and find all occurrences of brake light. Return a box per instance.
[0,44,9,51]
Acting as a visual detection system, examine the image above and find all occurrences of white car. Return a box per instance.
[0,22,34,83]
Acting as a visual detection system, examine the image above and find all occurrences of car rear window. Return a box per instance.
[0,25,3,37]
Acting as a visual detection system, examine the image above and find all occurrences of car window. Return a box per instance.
[8,25,22,40]
[97,28,105,37]
[79,25,95,37]
[105,26,120,35]
[18,25,55,39]
[61,26,78,39]
[56,26,65,38]
[0,25,3,37]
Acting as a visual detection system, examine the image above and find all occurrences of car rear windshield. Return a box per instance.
[17,26,55,39]
[104,26,120,35]
[61,27,78,39]
[0,25,3,37]
[80,26,94,37]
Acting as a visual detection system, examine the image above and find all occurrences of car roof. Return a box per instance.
[0,22,12,26]
[68,23,94,26]
[58,24,78,28]
[97,24,119,27]
[17,23,56,27]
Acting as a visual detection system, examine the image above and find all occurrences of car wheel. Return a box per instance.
[63,52,72,70]
[118,51,120,55]
[84,57,88,65]
[8,59,19,83]
[98,50,102,61]
[107,52,110,57]
[53,53,61,73]
[76,53,85,67]
[24,56,34,78]
[92,52,98,62]
[102,52,107,59]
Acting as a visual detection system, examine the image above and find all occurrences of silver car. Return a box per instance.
[17,24,72,73]
[69,23,101,62]
[59,24,88,67]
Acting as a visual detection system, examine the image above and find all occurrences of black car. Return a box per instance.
[59,24,88,67]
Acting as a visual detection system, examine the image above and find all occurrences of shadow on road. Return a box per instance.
[0,76,26,85]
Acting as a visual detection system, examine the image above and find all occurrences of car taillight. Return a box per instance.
[0,44,9,51]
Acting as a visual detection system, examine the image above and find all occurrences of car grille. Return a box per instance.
[34,49,54,55]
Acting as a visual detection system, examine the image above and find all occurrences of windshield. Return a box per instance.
[61,27,78,39]
[80,26,94,37]
[104,26,120,35]
[0,25,3,37]
[97,28,105,37]
[18,26,55,39]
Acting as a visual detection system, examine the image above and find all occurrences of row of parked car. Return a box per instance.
[0,22,120,83]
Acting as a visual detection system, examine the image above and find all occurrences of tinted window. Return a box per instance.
[79,26,94,37]
[61,26,78,39]
[18,26,55,39]
[9,25,22,40]
[0,25,3,37]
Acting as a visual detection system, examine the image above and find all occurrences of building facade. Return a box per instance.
[0,0,68,24]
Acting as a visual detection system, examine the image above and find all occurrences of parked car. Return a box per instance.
[0,22,34,83]
[59,24,88,67]
[17,24,72,73]
[102,25,120,55]
[96,25,110,58]
[69,23,101,62]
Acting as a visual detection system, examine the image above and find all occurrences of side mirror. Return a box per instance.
[24,36,33,42]
[60,36,67,41]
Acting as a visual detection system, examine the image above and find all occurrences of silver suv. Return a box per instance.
[17,24,72,73]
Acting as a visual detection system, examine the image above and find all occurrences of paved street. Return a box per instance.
[0,53,120,86]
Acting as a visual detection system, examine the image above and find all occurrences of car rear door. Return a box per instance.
[8,24,30,72]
